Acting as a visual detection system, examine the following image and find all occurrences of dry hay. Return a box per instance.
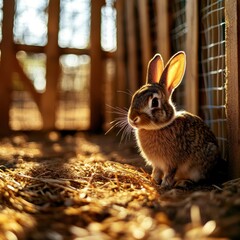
[0,133,239,240]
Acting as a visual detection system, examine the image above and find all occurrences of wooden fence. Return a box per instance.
[115,0,239,178]
[0,0,239,177]
[0,0,106,133]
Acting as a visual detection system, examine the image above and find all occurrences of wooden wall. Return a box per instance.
[114,0,239,178]
[0,0,105,134]
[225,0,240,178]
[0,0,239,177]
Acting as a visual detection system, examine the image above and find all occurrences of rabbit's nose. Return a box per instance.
[133,116,140,123]
[132,116,140,124]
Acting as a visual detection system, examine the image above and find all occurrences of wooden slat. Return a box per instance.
[14,44,45,53]
[14,59,42,109]
[155,0,170,63]
[41,0,61,130]
[225,0,240,178]
[0,0,15,135]
[115,0,127,108]
[137,0,151,84]
[13,44,93,57]
[90,0,105,131]
[185,0,199,114]
[126,0,138,92]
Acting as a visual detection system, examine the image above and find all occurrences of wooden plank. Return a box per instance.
[126,0,138,93]
[14,44,45,53]
[14,59,42,109]
[0,0,15,135]
[13,44,91,56]
[225,0,240,178]
[41,0,61,130]
[155,0,170,63]
[90,0,105,131]
[185,0,199,114]
[115,0,127,108]
[137,0,151,84]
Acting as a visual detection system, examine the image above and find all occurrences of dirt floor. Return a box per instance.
[0,132,240,240]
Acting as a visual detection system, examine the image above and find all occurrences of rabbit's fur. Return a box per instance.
[128,51,225,187]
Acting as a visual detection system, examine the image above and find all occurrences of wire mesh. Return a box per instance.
[14,0,48,46]
[199,0,227,159]
[16,51,46,92]
[56,54,90,130]
[169,0,187,110]
[10,52,46,130]
[101,0,117,128]
[10,91,43,130]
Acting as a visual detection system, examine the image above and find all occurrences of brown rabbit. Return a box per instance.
[128,51,225,187]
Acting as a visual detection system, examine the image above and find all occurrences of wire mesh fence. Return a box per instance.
[10,52,46,130]
[199,0,227,159]
[0,0,230,156]
[56,54,90,130]
[7,0,117,131]
[169,0,187,110]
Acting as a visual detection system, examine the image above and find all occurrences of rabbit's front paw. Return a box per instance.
[175,179,195,188]
[151,167,163,185]
[161,168,177,188]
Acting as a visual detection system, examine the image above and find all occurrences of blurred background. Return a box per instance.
[0,0,239,176]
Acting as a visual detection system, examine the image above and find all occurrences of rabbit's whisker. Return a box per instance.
[117,89,133,97]
[105,105,132,143]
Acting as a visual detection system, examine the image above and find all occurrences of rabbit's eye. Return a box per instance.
[151,97,160,108]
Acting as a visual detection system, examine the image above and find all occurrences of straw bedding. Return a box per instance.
[0,132,239,240]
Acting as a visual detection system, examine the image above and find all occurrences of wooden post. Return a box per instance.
[137,0,151,84]
[0,0,15,135]
[185,0,199,114]
[42,0,61,130]
[90,0,105,131]
[225,0,240,178]
[155,0,170,63]
[126,0,138,93]
[116,0,127,108]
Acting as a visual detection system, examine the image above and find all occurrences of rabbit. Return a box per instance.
[127,51,225,188]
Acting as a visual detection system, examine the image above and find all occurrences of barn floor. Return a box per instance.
[0,132,240,240]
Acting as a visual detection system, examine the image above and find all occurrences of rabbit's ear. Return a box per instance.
[146,54,164,84]
[160,51,186,97]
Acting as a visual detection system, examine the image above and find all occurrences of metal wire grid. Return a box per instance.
[199,0,227,159]
[10,52,45,130]
[169,0,187,110]
[10,91,43,130]
[56,54,90,130]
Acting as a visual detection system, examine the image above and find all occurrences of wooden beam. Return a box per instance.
[0,0,15,135]
[13,59,42,109]
[137,0,151,84]
[41,0,61,130]
[115,0,127,108]
[90,0,105,131]
[155,0,170,63]
[126,0,138,92]
[185,0,199,114]
[225,0,240,178]
[14,44,45,53]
